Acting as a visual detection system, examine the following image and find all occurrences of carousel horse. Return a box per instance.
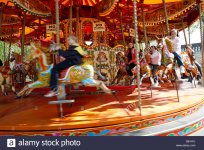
[111,52,128,85]
[10,52,36,83]
[155,38,185,82]
[180,51,200,82]
[131,57,152,85]
[17,44,113,98]
[10,52,26,83]
[161,51,200,83]
[111,50,162,86]
[0,61,16,95]
[23,59,38,81]
[136,50,172,86]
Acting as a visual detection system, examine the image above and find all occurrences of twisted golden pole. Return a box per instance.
[133,0,142,115]
[69,0,73,34]
[199,3,204,86]
[55,0,60,44]
[141,1,147,47]
[162,0,170,35]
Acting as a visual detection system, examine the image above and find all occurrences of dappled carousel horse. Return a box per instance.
[10,52,37,83]
[136,51,172,86]
[111,51,164,86]
[186,46,202,79]
[111,52,128,85]
[180,51,201,82]
[17,44,113,98]
[10,52,25,83]
[161,51,200,83]
[23,59,38,81]
[0,61,16,95]
[131,57,152,85]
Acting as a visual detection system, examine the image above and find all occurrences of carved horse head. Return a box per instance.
[26,44,50,71]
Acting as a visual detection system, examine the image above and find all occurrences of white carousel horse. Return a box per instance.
[16,44,113,98]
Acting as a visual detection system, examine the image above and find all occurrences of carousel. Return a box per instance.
[0,0,204,136]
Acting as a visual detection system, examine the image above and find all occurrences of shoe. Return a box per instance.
[151,82,160,87]
[44,90,58,97]
[25,76,32,82]
[180,66,185,74]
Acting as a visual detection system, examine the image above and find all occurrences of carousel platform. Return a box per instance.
[0,82,204,136]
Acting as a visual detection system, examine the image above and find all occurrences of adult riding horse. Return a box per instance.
[17,44,113,98]
[111,51,161,86]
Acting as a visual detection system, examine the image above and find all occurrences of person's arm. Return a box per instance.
[59,50,81,59]
[58,49,67,58]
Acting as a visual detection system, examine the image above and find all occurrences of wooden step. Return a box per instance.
[118,105,204,136]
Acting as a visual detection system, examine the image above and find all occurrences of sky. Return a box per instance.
[179,27,201,45]
[150,20,202,47]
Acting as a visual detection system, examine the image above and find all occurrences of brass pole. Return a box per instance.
[199,3,204,86]
[8,37,12,61]
[3,40,5,61]
[162,0,170,35]
[181,18,188,46]
[0,2,5,34]
[8,26,14,61]
[21,11,26,58]
[69,0,73,34]
[119,10,126,47]
[55,0,60,44]
[188,26,191,45]
[133,0,142,115]
[76,6,79,38]
[141,2,147,47]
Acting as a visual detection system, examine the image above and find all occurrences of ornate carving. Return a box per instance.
[0,27,18,38]
[99,0,119,16]
[1,14,20,25]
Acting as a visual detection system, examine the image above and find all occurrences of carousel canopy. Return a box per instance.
[0,0,203,44]
[140,0,182,4]
[59,0,101,6]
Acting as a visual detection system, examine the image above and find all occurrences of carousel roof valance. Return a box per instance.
[11,0,51,17]
[59,0,101,6]
[1,15,21,26]
[139,0,182,4]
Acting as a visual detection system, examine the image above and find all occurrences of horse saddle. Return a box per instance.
[58,65,91,83]
[59,68,69,79]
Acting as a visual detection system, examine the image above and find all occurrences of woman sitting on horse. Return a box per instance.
[44,35,85,97]
[149,46,161,86]
[126,42,137,83]
[164,29,186,75]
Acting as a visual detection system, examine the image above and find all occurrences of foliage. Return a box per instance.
[0,41,30,62]
[189,19,200,34]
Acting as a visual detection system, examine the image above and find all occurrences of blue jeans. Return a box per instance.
[150,64,159,83]
[50,60,73,91]
[173,52,184,67]
[126,63,136,76]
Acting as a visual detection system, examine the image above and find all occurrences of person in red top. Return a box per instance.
[126,43,137,83]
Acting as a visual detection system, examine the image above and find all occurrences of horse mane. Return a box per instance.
[36,46,53,65]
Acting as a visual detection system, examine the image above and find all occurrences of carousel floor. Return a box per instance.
[0,82,204,135]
